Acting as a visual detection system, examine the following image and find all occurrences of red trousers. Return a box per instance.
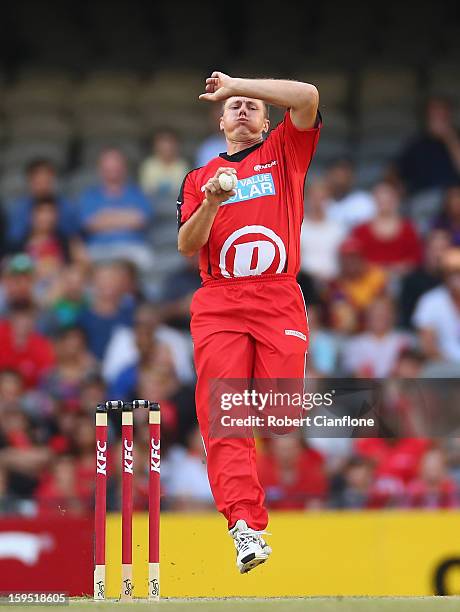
[190,273,309,530]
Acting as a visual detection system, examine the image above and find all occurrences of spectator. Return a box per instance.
[307,304,341,376]
[103,302,194,387]
[6,159,75,251]
[330,456,404,509]
[0,466,15,514]
[393,347,427,378]
[45,264,88,328]
[0,392,51,503]
[0,302,55,387]
[24,197,75,306]
[136,365,196,446]
[0,209,6,259]
[406,448,458,508]
[257,436,328,509]
[380,349,430,438]
[354,437,431,485]
[79,373,108,416]
[0,253,63,341]
[0,369,55,435]
[70,415,96,505]
[0,254,37,316]
[36,454,87,515]
[135,365,179,426]
[195,105,227,167]
[412,247,460,364]
[396,96,460,195]
[77,149,153,272]
[139,129,189,204]
[0,370,24,409]
[326,238,387,334]
[0,404,37,449]
[166,426,214,510]
[325,158,376,230]
[108,309,175,401]
[341,296,412,377]
[351,181,422,276]
[159,254,201,331]
[399,229,450,328]
[116,259,144,302]
[300,180,345,281]
[432,185,460,246]
[40,327,97,406]
[77,262,135,361]
[26,197,67,270]
[0,404,33,448]
[443,438,460,489]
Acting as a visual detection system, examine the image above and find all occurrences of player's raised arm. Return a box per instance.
[199,71,319,130]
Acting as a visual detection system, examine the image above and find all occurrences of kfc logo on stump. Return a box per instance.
[219,225,286,278]
[150,437,160,474]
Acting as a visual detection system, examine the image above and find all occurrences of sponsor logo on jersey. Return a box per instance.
[219,225,286,277]
[221,173,276,206]
[254,160,278,171]
[284,329,307,341]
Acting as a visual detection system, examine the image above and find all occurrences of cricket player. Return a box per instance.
[177,71,320,573]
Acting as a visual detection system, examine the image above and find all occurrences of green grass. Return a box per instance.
[69,597,460,611]
[2,598,460,611]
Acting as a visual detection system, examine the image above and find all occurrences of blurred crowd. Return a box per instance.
[1,94,460,515]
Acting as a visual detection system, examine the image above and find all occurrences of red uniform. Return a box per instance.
[177,111,321,530]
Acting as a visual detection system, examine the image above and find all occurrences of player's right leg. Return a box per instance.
[192,325,267,529]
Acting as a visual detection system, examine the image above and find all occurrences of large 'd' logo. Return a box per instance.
[219,225,286,278]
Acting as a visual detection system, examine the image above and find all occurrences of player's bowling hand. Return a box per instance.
[199,71,235,102]
[204,167,236,207]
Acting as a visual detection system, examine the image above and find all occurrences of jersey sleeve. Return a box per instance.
[176,171,201,229]
[270,110,322,174]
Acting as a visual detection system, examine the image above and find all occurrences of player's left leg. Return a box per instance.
[229,519,272,574]
[236,278,309,571]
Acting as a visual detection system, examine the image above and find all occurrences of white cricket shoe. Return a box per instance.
[229,519,272,574]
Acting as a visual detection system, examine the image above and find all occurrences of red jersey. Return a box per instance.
[177,111,321,283]
[351,220,422,268]
[0,320,55,388]
[354,438,431,484]
[257,446,328,509]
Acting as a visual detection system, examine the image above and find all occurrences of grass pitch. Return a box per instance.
[2,597,460,611]
[49,596,460,611]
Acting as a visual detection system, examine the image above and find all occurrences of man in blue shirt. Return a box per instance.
[77,261,136,361]
[6,159,75,251]
[397,97,460,194]
[77,148,154,272]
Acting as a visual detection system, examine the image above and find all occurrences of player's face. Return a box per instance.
[220,97,269,142]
